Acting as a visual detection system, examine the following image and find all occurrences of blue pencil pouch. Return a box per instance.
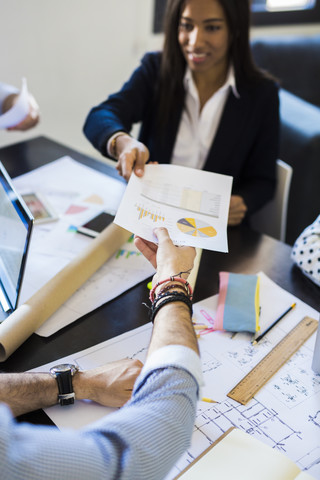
[215,272,260,333]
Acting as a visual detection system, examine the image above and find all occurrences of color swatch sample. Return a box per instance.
[115,249,141,259]
[177,218,217,238]
[65,205,87,215]
[84,194,104,205]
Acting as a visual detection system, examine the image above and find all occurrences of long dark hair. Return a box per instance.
[156,0,264,130]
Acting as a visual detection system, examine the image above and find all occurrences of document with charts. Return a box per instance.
[114,164,233,253]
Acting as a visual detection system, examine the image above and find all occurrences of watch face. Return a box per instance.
[50,364,78,375]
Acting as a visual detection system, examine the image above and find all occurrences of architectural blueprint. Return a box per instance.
[34,274,320,478]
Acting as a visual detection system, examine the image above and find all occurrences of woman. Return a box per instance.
[83,0,279,226]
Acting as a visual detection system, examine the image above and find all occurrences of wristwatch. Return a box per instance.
[50,363,79,406]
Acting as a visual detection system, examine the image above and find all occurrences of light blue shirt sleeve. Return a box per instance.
[0,82,19,113]
[0,345,202,480]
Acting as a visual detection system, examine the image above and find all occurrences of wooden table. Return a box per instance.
[0,136,318,423]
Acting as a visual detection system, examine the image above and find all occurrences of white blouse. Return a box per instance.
[171,65,239,170]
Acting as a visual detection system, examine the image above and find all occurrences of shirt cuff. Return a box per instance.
[142,345,203,394]
[106,131,128,157]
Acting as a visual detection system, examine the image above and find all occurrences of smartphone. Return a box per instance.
[77,212,115,238]
[22,192,59,224]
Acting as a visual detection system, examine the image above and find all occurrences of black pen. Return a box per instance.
[252,302,296,345]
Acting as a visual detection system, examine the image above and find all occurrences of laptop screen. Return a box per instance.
[0,162,33,314]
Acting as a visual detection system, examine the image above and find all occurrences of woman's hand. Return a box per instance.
[228,195,247,226]
[134,227,196,282]
[114,134,150,181]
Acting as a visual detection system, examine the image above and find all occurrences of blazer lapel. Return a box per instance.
[203,89,250,174]
[151,97,184,165]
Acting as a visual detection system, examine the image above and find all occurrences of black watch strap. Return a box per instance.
[50,364,78,406]
[55,370,75,406]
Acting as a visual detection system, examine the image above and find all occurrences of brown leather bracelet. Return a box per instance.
[156,283,188,297]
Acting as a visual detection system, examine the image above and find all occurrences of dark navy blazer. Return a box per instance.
[84,52,280,214]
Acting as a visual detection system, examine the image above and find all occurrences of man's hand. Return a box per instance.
[134,227,196,282]
[228,195,247,226]
[135,228,199,357]
[75,358,143,408]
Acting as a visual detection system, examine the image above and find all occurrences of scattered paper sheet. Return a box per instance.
[114,164,233,253]
[0,223,132,360]
[33,273,319,479]
[175,427,314,480]
[12,157,155,337]
[0,78,29,129]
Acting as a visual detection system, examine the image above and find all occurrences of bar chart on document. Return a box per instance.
[115,164,233,252]
[135,204,165,223]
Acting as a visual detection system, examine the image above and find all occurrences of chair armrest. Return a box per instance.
[278,89,320,244]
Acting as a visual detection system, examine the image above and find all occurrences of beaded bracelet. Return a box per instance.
[149,292,193,323]
[152,290,184,308]
[149,276,193,302]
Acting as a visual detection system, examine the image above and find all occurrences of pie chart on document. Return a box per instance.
[177,217,217,238]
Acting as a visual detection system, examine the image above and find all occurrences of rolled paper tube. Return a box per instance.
[0,223,131,361]
[188,248,202,291]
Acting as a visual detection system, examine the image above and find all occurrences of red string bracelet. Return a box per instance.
[149,276,193,302]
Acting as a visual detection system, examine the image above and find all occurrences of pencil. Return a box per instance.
[252,302,296,345]
[201,397,218,403]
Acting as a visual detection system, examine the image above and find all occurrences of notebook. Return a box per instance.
[175,427,315,480]
[0,162,33,322]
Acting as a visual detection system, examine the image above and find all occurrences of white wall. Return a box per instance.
[0,0,318,160]
[0,0,163,159]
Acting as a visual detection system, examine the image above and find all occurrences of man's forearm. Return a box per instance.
[0,371,89,416]
[0,358,142,417]
[0,372,58,417]
[147,301,199,358]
